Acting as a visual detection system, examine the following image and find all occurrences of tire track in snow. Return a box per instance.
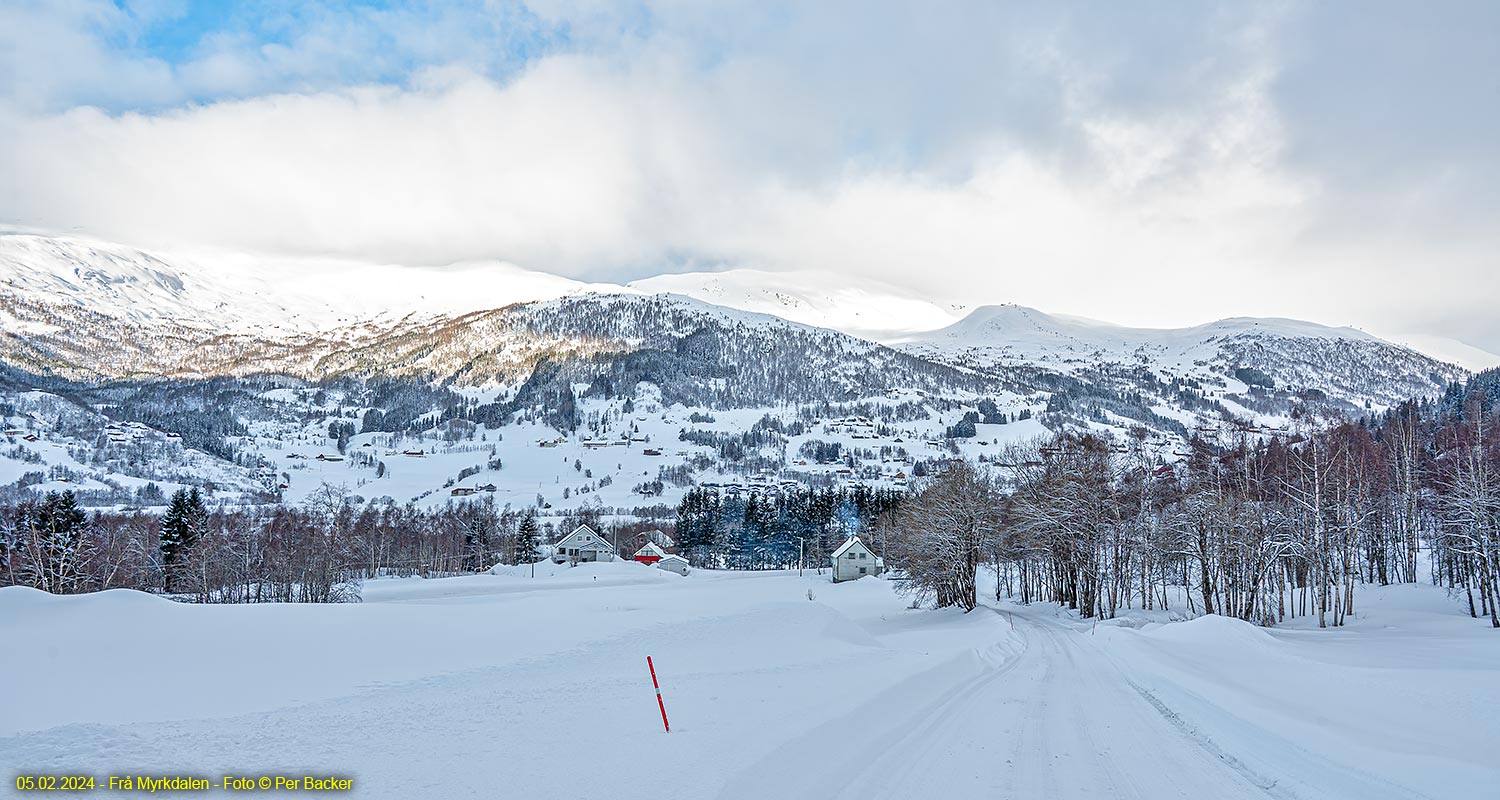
[1127,680,1298,799]
[715,613,1030,800]
[990,606,1277,800]
[833,625,1033,797]
[1126,678,1436,800]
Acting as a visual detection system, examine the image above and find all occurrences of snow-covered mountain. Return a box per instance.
[896,304,1462,408]
[0,233,597,334]
[901,303,1388,359]
[0,232,1470,423]
[0,235,974,406]
[0,232,1479,512]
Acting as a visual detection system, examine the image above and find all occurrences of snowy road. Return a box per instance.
[723,603,1456,800]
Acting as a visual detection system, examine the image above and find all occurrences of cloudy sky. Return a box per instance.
[2,1,1497,353]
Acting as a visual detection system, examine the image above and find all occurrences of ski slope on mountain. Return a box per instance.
[3,568,1494,799]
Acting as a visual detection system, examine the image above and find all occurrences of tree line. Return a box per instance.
[0,486,581,603]
[880,370,1500,629]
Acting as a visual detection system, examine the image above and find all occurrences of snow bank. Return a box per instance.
[1142,612,1278,644]
[1097,582,1500,798]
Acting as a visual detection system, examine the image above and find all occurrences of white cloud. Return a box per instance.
[0,1,1496,352]
[1,58,1309,298]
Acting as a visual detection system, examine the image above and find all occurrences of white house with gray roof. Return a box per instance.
[551,524,616,564]
[830,535,883,582]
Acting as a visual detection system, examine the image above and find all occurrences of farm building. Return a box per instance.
[656,554,690,576]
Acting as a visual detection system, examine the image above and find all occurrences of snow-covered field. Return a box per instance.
[3,566,1496,799]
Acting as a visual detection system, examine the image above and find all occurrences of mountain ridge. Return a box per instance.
[0,232,1471,426]
[0,232,1475,365]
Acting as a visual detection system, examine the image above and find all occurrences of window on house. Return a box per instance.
[858,552,866,559]
[859,567,867,575]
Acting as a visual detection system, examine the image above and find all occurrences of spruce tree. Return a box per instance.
[515,511,541,565]
[159,487,206,591]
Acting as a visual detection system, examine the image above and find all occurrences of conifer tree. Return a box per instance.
[25,491,89,594]
[160,487,205,591]
[515,511,541,565]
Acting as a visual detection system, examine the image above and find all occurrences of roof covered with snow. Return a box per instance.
[830,535,872,559]
[555,524,612,551]
[634,542,667,558]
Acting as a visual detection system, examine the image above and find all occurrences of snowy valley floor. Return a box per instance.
[3,565,1497,800]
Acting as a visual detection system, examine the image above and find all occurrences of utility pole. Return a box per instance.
[798,536,806,577]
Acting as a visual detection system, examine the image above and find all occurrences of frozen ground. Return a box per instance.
[2,566,1497,799]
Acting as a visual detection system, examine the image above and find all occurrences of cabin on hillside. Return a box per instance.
[830,535,883,583]
[657,554,690,576]
[552,524,616,564]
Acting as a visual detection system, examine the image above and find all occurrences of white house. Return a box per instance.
[656,554,691,576]
[552,524,616,564]
[830,535,883,583]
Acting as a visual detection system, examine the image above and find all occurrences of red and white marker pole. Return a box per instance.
[647,656,670,733]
